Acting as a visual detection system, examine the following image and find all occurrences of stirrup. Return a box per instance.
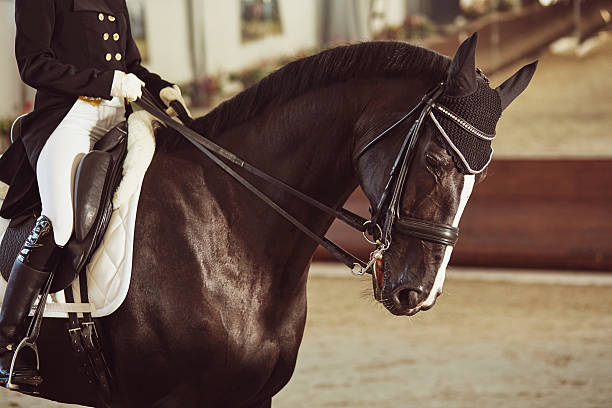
[6,338,40,390]
[6,271,54,391]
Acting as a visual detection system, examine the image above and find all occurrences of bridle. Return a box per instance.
[136,82,492,276]
[356,84,457,255]
[353,81,495,274]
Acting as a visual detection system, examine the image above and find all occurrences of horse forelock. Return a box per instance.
[191,42,451,138]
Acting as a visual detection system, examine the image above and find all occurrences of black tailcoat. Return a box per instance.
[0,0,172,219]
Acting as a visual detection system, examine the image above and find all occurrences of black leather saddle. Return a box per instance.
[0,117,128,292]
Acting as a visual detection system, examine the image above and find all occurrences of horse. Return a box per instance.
[25,33,534,407]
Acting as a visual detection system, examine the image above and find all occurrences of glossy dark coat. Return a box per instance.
[27,37,535,407]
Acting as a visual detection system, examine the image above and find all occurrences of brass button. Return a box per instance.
[113,33,119,41]
[98,13,104,21]
[108,15,116,22]
[115,53,122,61]
[105,53,112,61]
[103,33,109,41]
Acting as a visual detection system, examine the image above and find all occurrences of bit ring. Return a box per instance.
[362,221,383,245]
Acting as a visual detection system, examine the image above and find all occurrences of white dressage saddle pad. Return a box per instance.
[0,111,157,318]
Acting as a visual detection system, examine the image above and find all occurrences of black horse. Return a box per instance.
[26,34,534,407]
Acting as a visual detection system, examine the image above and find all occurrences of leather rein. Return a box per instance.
[135,83,478,276]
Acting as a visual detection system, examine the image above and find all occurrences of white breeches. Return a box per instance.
[37,97,126,246]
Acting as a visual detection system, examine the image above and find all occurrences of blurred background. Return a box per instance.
[0,0,611,407]
[1,0,611,271]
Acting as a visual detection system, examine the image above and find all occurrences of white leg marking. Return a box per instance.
[421,174,475,307]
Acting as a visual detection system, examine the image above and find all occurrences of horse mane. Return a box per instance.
[192,41,451,137]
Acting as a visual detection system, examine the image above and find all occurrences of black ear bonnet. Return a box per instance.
[433,75,502,174]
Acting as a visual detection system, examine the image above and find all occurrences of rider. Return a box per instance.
[0,0,190,389]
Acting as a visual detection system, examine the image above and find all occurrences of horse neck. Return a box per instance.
[195,76,426,278]
[218,80,370,218]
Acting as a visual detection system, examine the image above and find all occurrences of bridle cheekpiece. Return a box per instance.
[354,80,497,275]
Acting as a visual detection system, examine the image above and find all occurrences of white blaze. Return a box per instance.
[420,174,475,307]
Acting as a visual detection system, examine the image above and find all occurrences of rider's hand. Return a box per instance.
[110,71,145,102]
[159,85,192,120]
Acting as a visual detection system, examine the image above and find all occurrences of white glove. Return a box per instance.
[159,85,192,120]
[110,71,145,102]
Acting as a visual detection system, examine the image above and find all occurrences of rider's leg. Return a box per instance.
[0,98,125,388]
[38,97,126,246]
[0,216,58,388]
[0,105,92,388]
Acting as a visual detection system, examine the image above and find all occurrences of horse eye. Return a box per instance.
[425,153,441,168]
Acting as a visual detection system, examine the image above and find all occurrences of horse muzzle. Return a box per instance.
[373,250,444,316]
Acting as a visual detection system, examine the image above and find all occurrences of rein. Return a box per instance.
[137,90,374,274]
[136,81,486,276]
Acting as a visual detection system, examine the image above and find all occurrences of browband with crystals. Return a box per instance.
[432,103,496,141]
[428,111,493,174]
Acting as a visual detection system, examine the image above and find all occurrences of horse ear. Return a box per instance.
[495,61,538,111]
[446,32,478,97]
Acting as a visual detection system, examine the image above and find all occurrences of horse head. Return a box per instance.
[354,33,536,316]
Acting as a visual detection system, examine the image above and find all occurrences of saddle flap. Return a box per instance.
[57,122,128,291]
[2,110,154,303]
[73,151,113,242]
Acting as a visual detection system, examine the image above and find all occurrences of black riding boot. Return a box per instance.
[0,216,59,390]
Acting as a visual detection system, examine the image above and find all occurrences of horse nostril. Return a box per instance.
[393,287,422,310]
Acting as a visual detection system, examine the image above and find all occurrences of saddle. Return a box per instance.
[0,113,155,401]
[0,116,128,293]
